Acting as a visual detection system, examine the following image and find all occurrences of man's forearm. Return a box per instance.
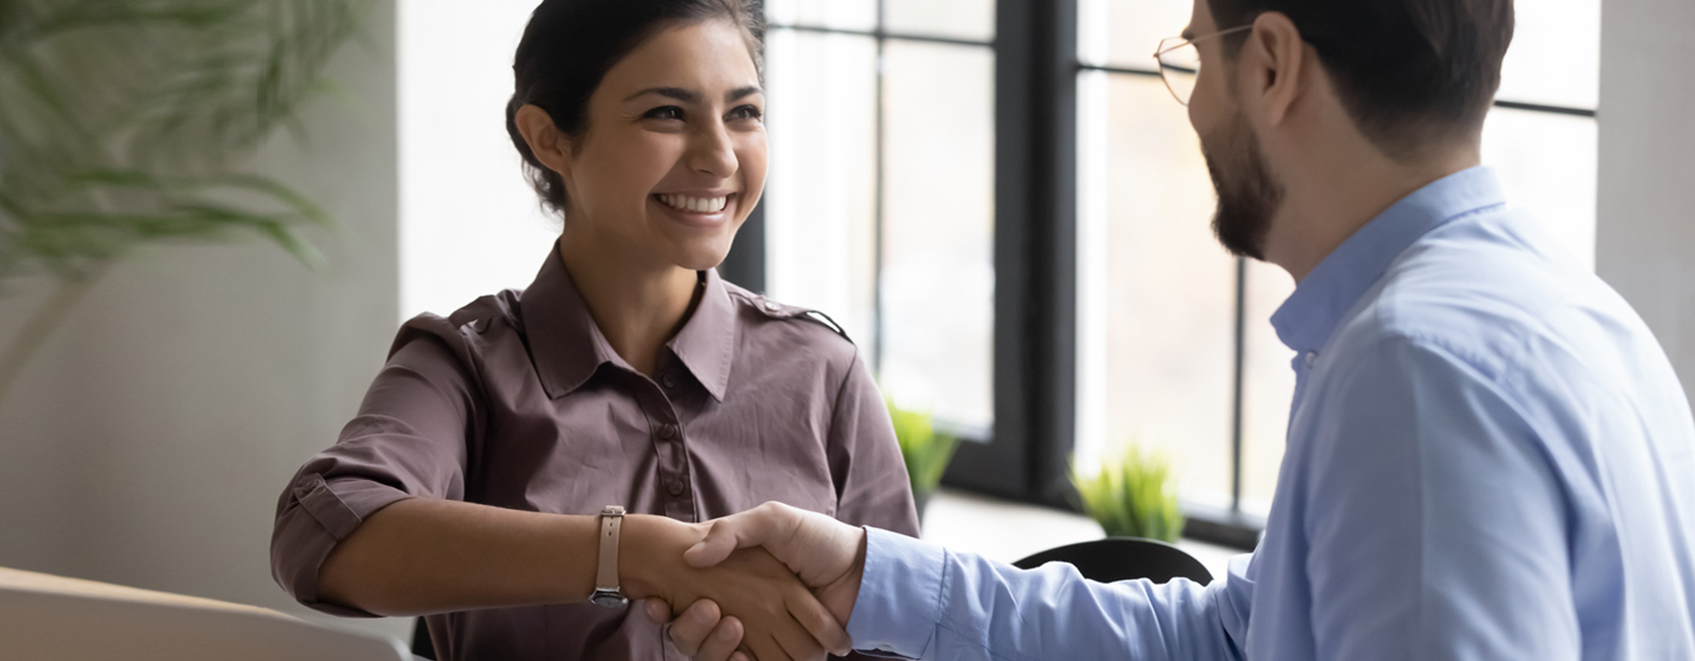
[849,528,1244,661]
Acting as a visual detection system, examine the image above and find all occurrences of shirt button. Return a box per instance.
[763,300,781,312]
[661,372,679,389]
[1304,351,1318,367]
[667,480,685,496]
[658,424,678,440]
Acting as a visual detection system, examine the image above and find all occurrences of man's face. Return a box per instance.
[1187,0,1283,261]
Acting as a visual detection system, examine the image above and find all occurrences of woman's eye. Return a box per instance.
[729,105,763,121]
[644,106,684,121]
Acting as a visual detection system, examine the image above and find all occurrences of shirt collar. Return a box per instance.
[518,245,737,401]
[665,268,737,401]
[1270,166,1507,354]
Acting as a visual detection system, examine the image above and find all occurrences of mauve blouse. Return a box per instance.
[270,245,919,660]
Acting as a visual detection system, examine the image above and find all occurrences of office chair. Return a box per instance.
[1013,537,1214,585]
[412,619,435,660]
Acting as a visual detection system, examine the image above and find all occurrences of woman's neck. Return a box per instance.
[556,229,700,377]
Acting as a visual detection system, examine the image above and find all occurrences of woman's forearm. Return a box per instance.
[316,498,690,617]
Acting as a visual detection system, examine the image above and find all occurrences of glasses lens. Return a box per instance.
[1157,40,1200,105]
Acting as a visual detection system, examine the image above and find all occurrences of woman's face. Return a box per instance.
[558,20,766,272]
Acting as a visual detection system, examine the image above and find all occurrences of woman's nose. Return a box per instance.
[687,122,738,178]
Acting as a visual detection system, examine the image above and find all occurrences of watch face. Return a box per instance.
[590,591,628,609]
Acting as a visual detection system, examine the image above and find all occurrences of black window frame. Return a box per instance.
[723,0,1601,553]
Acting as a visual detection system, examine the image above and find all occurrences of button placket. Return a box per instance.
[639,384,695,520]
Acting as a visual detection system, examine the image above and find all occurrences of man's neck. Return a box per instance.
[1264,147,1481,283]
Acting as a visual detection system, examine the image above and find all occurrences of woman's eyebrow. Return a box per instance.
[625,87,699,103]
[624,86,764,104]
[727,85,763,102]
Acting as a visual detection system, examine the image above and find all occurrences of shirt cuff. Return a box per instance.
[271,473,414,617]
[847,526,947,658]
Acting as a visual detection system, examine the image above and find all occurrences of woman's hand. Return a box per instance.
[621,514,849,661]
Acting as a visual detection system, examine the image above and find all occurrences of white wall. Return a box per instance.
[399,0,558,321]
[1596,0,1695,406]
[0,0,409,640]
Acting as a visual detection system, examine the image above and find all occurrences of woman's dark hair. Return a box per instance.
[1208,0,1514,160]
[506,0,765,216]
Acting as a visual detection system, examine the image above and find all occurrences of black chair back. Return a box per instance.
[1012,537,1213,585]
[412,618,435,660]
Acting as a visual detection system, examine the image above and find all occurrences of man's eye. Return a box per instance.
[645,106,684,120]
[729,105,763,121]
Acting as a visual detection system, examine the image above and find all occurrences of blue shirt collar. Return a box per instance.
[1270,166,1507,354]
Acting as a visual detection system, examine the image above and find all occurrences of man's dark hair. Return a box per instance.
[1208,0,1514,159]
[506,0,765,215]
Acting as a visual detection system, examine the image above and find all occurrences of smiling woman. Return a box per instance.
[269,2,919,660]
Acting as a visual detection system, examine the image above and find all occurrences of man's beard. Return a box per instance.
[1200,110,1283,261]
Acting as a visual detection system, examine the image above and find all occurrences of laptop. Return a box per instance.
[0,567,415,661]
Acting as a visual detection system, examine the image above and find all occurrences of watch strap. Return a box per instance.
[595,506,624,594]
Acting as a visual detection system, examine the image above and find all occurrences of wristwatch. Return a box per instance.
[589,505,629,608]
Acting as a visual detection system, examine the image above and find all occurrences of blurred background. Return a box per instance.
[1,0,1691,642]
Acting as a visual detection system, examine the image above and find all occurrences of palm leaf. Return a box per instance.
[0,0,372,283]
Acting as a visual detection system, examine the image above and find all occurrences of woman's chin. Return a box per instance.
[656,238,735,274]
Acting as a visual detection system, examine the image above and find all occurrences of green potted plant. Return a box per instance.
[887,399,959,520]
[1071,444,1186,543]
[0,0,372,401]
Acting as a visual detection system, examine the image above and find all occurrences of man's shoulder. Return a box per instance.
[1333,214,1627,379]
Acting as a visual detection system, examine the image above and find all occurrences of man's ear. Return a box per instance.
[1241,12,1308,127]
[514,104,572,178]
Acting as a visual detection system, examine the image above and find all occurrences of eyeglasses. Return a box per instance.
[1153,25,1253,106]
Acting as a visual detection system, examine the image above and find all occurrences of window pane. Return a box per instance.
[1240,260,1296,514]
[1078,0,1190,70]
[880,41,996,429]
[1482,108,1599,270]
[764,30,881,346]
[765,0,877,31]
[1075,71,1235,504]
[1496,0,1600,110]
[886,0,995,42]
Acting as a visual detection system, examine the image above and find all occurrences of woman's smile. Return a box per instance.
[651,190,739,229]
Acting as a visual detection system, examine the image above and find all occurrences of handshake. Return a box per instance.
[624,502,870,661]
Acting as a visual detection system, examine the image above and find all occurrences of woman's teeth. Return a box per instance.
[657,194,729,213]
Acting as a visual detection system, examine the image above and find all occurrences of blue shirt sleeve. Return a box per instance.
[1300,335,1582,660]
[847,527,1252,660]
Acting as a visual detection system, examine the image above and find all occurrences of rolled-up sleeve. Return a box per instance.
[270,315,481,616]
[826,347,920,538]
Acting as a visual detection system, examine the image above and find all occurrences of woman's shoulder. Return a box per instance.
[385,289,529,367]
[721,283,859,368]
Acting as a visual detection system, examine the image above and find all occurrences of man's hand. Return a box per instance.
[643,598,753,661]
[623,514,851,660]
[649,502,870,659]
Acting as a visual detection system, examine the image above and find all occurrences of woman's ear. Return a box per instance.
[515,104,572,178]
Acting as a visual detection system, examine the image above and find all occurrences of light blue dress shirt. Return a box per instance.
[846,167,1695,660]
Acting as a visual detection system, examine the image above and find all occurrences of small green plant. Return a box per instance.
[887,399,959,505]
[1072,444,1185,543]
